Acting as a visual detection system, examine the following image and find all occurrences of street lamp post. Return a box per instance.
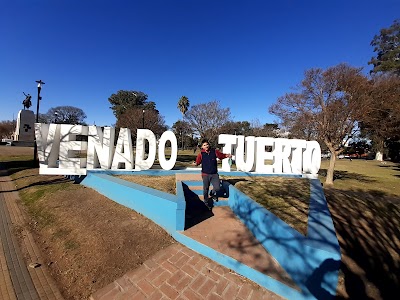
[142,109,145,128]
[35,80,45,122]
[34,80,45,165]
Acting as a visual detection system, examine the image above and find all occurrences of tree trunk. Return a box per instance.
[325,153,336,185]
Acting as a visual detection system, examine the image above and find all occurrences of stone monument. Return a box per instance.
[13,93,35,141]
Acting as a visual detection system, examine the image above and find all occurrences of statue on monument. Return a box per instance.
[22,92,32,110]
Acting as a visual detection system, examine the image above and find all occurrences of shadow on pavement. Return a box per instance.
[182,183,214,230]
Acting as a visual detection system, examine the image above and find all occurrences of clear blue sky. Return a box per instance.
[1,0,399,128]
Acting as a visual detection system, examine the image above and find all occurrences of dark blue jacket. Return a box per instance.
[196,148,227,175]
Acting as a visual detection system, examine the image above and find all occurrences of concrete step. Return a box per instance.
[176,173,202,181]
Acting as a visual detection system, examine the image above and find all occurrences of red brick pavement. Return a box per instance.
[90,243,284,300]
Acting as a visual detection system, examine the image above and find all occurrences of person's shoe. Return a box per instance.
[203,199,212,210]
[209,191,218,202]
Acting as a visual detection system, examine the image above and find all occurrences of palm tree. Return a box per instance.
[177,96,190,116]
[177,96,190,150]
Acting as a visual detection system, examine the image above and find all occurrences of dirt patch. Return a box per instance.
[0,145,34,158]
[116,175,176,194]
[12,168,175,300]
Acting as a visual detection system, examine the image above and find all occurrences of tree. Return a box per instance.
[108,90,157,120]
[269,63,371,185]
[177,96,190,149]
[218,121,252,136]
[369,19,400,76]
[360,74,400,160]
[171,120,195,149]
[177,96,190,117]
[42,106,87,125]
[184,100,231,146]
[0,120,15,139]
[250,120,281,137]
[117,107,167,141]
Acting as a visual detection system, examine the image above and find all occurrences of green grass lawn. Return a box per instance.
[319,158,400,196]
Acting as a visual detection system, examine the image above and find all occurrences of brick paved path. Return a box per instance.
[0,170,64,300]
[90,243,284,300]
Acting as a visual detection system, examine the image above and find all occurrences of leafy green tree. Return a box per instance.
[269,63,371,185]
[369,19,400,75]
[108,90,157,120]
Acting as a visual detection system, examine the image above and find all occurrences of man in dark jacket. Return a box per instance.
[194,139,232,209]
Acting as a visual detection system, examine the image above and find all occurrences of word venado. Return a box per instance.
[35,124,321,175]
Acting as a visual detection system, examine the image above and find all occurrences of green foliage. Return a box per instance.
[177,96,190,116]
[369,19,400,75]
[108,90,157,120]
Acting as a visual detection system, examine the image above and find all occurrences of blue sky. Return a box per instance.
[1,0,399,128]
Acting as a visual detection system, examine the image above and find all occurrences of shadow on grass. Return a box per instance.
[324,187,400,299]
[0,160,36,176]
[319,169,376,183]
[224,177,399,299]
[378,162,400,170]
[0,177,71,194]
[176,154,197,163]
[224,178,250,185]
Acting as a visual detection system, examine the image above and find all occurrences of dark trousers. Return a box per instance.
[202,173,221,200]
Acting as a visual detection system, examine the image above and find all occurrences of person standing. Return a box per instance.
[194,139,232,209]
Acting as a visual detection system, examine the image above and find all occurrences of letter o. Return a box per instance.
[158,131,177,170]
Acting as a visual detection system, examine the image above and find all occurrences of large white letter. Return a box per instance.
[35,123,61,172]
[158,131,177,170]
[111,128,133,170]
[135,129,156,170]
[273,138,292,174]
[58,125,88,173]
[303,141,321,174]
[87,126,115,169]
[218,134,237,171]
[290,139,307,174]
[255,137,274,173]
[235,135,256,172]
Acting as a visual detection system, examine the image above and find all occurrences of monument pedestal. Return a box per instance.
[14,110,35,141]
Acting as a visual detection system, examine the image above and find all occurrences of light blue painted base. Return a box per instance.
[80,170,341,300]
